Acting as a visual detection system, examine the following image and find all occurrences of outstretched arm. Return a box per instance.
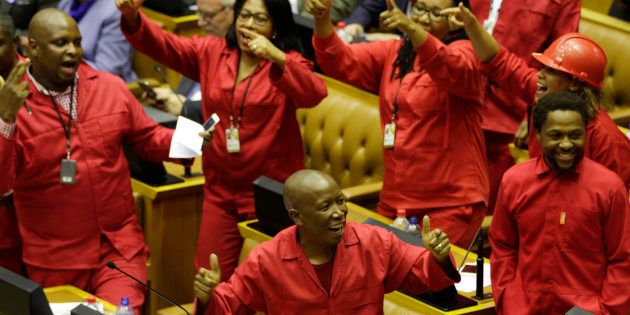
[441,3,499,64]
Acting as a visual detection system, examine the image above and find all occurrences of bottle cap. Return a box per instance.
[87,297,96,304]
[336,21,346,28]
[396,209,406,217]
[408,216,418,224]
[121,297,129,306]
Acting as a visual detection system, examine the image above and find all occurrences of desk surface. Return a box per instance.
[44,285,117,313]
[238,202,495,315]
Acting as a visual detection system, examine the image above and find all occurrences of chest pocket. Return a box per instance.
[334,284,384,311]
[94,112,130,160]
[556,206,603,254]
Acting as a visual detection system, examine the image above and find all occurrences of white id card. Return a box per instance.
[384,123,396,148]
[226,128,241,153]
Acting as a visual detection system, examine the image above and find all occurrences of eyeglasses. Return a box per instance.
[412,5,446,21]
[237,10,270,26]
[197,7,228,21]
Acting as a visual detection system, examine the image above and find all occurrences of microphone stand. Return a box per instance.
[472,232,493,301]
[106,262,191,315]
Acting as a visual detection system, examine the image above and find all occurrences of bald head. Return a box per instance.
[284,170,339,212]
[29,8,78,43]
[27,8,83,91]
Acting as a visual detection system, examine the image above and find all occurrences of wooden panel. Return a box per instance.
[582,0,613,14]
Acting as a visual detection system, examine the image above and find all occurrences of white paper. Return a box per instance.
[169,116,204,158]
[49,302,81,315]
[455,263,491,293]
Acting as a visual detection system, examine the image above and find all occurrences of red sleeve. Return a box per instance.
[482,47,538,105]
[313,32,392,93]
[600,182,630,314]
[121,12,204,83]
[586,115,630,190]
[269,52,328,109]
[206,249,267,314]
[383,231,459,294]
[489,179,520,313]
[414,36,485,100]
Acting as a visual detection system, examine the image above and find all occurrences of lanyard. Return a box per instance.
[390,78,403,122]
[48,81,76,159]
[229,70,255,129]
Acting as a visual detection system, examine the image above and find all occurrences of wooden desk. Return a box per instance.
[134,7,202,88]
[238,203,496,315]
[131,159,204,315]
[44,285,116,313]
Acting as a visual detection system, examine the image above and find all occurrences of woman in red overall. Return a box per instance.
[117,0,327,282]
[452,5,630,189]
[306,0,488,248]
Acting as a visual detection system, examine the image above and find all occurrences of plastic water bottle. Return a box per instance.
[406,216,420,236]
[82,296,104,313]
[390,209,409,231]
[116,297,133,315]
[336,21,352,44]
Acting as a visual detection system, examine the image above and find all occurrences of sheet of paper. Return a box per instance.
[169,116,204,158]
[50,302,81,315]
[455,263,491,293]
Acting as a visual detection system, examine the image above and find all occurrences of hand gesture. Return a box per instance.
[198,125,216,149]
[194,253,221,305]
[440,3,478,33]
[421,215,451,264]
[379,0,414,34]
[514,120,529,150]
[115,0,143,15]
[304,0,332,19]
[145,87,185,116]
[239,28,285,65]
[0,59,30,122]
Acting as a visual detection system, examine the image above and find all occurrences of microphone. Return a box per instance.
[105,261,191,315]
[457,227,480,271]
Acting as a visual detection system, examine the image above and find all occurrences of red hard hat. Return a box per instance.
[532,33,606,89]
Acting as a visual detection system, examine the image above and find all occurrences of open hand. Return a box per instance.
[379,0,414,34]
[193,253,221,305]
[0,59,30,122]
[239,28,285,65]
[421,215,451,264]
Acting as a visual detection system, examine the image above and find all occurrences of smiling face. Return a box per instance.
[286,172,348,248]
[235,0,273,53]
[410,0,453,41]
[535,67,577,102]
[537,110,585,171]
[29,10,83,91]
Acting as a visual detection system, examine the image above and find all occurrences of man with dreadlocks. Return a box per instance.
[306,0,487,248]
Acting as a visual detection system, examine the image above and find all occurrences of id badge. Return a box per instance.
[226,128,241,153]
[60,159,76,185]
[384,123,396,148]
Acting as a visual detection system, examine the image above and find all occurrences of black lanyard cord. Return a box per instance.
[229,68,255,129]
[47,80,76,158]
[391,77,403,122]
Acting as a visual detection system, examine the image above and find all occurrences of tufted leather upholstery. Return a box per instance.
[297,75,385,206]
[580,8,630,126]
